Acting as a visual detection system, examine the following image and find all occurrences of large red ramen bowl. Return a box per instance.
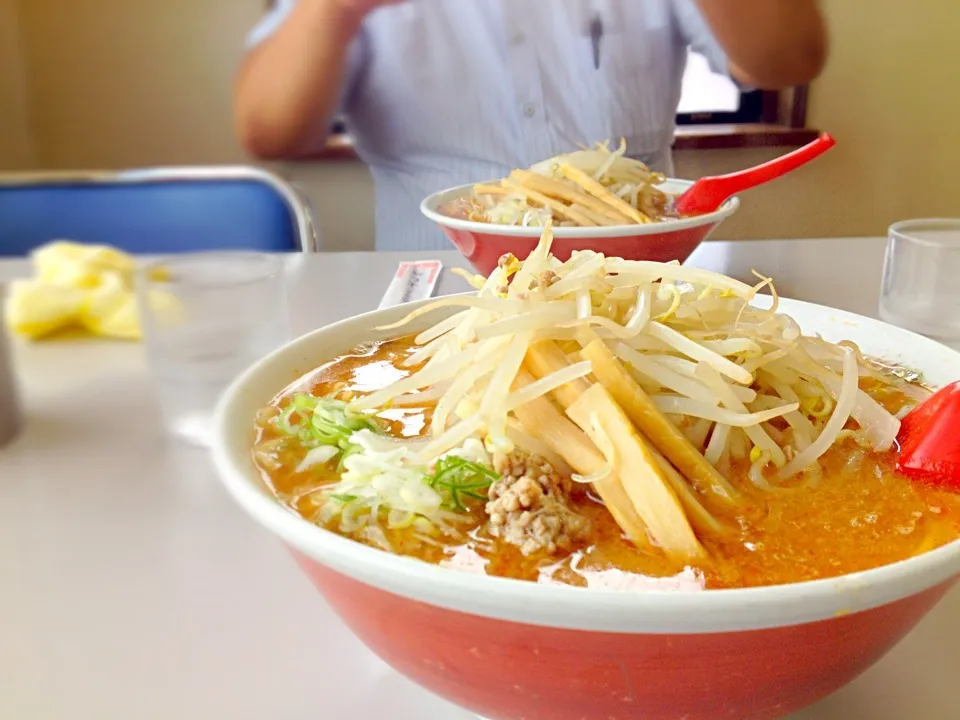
[420,179,739,275]
[212,296,960,720]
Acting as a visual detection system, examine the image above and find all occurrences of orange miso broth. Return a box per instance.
[251,336,960,592]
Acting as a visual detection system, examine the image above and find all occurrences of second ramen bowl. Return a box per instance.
[421,179,739,274]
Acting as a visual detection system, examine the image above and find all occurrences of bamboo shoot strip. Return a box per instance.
[525,338,732,533]
[648,445,731,537]
[523,340,593,409]
[567,384,705,560]
[509,169,629,224]
[580,339,743,510]
[511,371,651,549]
[559,163,651,224]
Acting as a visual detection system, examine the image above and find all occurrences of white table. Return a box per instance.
[3,238,959,720]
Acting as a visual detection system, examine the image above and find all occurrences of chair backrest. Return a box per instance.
[0,166,318,256]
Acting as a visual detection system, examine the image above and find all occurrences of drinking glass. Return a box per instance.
[879,219,960,346]
[136,252,289,447]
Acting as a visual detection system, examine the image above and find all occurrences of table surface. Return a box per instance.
[3,237,959,720]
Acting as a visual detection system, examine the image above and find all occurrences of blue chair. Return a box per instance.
[0,166,318,256]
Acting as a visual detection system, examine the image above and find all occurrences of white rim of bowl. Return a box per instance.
[420,180,740,239]
[211,296,960,635]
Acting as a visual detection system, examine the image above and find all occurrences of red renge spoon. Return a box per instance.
[674,132,837,215]
[896,381,960,488]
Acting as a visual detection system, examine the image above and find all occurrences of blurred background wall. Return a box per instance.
[1,0,956,250]
[0,0,35,170]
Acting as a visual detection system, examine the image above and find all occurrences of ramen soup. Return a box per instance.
[251,230,960,591]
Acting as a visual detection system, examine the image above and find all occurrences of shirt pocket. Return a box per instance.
[570,4,681,167]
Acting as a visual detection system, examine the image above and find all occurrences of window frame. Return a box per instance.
[678,86,809,128]
[676,89,773,126]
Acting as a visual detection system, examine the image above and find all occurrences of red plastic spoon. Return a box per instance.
[674,132,837,214]
[896,381,960,489]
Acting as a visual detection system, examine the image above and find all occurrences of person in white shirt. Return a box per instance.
[236,0,826,251]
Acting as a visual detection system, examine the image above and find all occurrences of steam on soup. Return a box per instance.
[251,228,960,591]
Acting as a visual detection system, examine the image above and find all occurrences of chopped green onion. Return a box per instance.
[329,493,359,503]
[274,393,384,452]
[427,456,499,511]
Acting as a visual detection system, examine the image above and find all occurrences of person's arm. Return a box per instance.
[693,0,827,88]
[234,0,391,160]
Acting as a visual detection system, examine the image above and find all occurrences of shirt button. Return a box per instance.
[511,32,526,45]
[522,103,536,117]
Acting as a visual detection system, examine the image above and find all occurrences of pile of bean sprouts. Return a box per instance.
[351,226,917,490]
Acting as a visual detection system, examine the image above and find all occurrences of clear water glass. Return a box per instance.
[879,219,960,347]
[136,252,289,447]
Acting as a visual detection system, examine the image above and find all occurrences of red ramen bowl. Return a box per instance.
[212,296,960,720]
[420,179,739,275]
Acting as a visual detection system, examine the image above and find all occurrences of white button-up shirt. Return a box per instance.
[249,1,733,251]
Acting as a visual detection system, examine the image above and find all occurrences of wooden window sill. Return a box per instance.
[302,124,819,162]
[673,124,819,150]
